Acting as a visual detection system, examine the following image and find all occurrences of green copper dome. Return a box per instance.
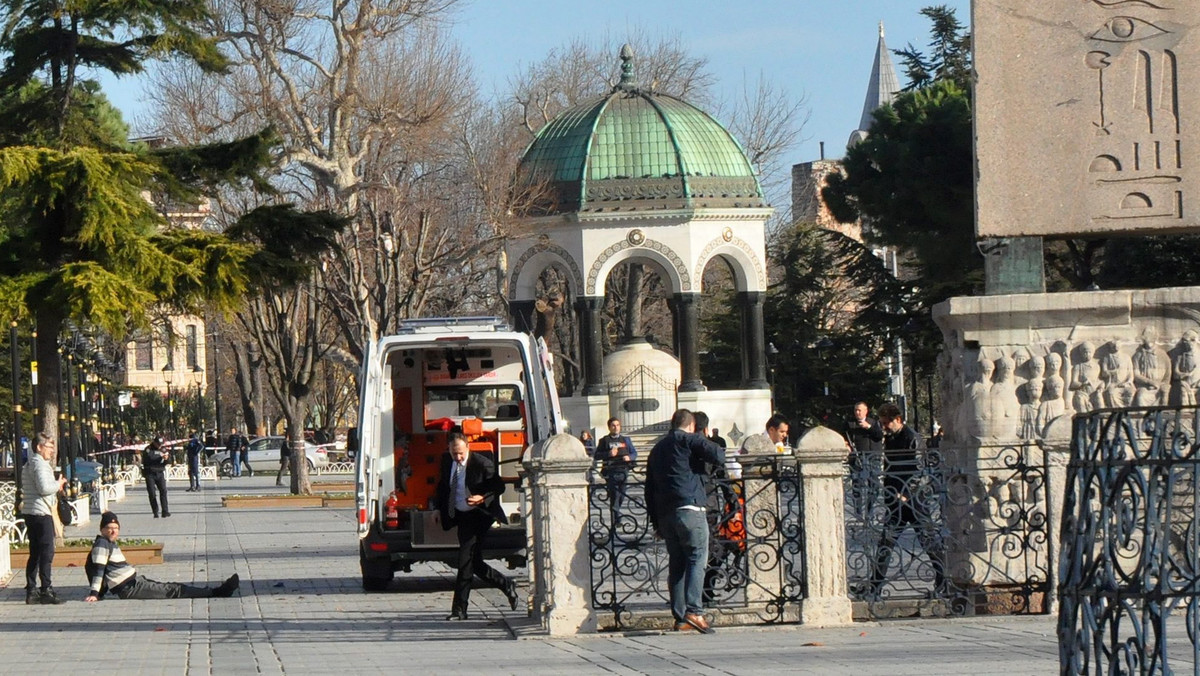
[516,46,766,215]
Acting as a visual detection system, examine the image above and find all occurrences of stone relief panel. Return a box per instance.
[974,0,1199,237]
[939,325,1200,445]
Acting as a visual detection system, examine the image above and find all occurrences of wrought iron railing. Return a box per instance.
[845,445,1051,619]
[1060,406,1200,675]
[587,457,805,629]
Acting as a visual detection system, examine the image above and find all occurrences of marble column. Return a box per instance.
[509,299,536,334]
[673,293,704,392]
[738,291,770,389]
[794,427,854,625]
[522,433,597,635]
[575,296,606,396]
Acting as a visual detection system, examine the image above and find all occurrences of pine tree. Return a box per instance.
[0,0,344,443]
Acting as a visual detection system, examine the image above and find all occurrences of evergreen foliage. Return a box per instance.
[0,0,343,441]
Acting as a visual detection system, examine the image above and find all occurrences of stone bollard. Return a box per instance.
[522,433,597,635]
[1039,415,1074,615]
[794,426,854,626]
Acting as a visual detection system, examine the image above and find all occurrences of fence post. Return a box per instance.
[794,426,854,626]
[522,433,597,635]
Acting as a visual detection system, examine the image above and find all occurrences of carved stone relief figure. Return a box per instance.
[966,357,995,440]
[1133,329,1171,407]
[989,355,1021,439]
[1170,330,1200,406]
[1020,377,1044,441]
[1100,341,1135,408]
[1069,341,1102,414]
[1040,353,1067,429]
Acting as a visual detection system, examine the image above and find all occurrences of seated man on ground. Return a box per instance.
[84,512,240,601]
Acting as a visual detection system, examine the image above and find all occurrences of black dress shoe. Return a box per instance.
[505,585,519,611]
[39,588,64,605]
[445,612,468,621]
[161,512,171,517]
[25,589,40,605]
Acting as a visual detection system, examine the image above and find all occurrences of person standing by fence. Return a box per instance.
[596,417,637,520]
[225,426,248,478]
[21,432,66,604]
[185,431,203,492]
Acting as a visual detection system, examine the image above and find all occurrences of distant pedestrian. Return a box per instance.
[21,432,67,604]
[708,428,727,449]
[141,437,170,518]
[579,430,596,458]
[844,402,884,518]
[645,409,725,634]
[185,430,204,492]
[225,426,249,478]
[85,512,239,600]
[277,434,292,486]
[596,417,637,520]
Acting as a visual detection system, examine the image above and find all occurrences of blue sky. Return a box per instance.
[105,0,970,169]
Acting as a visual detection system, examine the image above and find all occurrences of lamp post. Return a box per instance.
[162,363,174,439]
[765,342,779,413]
[192,365,204,432]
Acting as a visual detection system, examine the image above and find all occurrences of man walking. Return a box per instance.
[867,403,947,598]
[141,437,170,518]
[595,417,636,519]
[434,432,518,620]
[21,432,67,604]
[645,409,725,634]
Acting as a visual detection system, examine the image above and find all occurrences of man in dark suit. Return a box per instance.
[434,432,518,621]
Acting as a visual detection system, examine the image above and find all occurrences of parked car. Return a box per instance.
[214,436,329,476]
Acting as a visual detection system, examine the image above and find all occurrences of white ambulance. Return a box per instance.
[352,317,563,590]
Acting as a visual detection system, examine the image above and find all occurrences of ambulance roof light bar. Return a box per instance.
[397,317,511,334]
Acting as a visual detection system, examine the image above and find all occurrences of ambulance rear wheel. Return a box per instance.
[360,549,393,592]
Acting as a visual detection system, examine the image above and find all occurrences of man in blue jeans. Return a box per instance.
[644,408,725,634]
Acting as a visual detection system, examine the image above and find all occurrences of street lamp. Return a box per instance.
[814,336,834,398]
[766,342,779,412]
[191,365,204,432]
[161,364,174,439]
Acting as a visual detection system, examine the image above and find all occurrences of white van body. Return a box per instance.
[353,317,563,589]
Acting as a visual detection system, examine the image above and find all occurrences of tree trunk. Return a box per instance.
[285,407,311,495]
[230,341,262,434]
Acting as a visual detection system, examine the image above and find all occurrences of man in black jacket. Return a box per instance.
[141,437,170,518]
[434,432,518,620]
[645,409,724,634]
[867,403,946,598]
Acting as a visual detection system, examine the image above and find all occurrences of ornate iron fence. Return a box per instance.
[845,444,1051,619]
[588,457,805,629]
[1060,406,1200,675]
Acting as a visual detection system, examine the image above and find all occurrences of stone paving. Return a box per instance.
[0,474,1060,674]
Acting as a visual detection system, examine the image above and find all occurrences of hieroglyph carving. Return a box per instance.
[1086,3,1185,225]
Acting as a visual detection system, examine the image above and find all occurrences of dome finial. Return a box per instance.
[618,43,637,91]
[879,21,885,39]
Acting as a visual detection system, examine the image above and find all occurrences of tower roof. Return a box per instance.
[515,46,765,216]
[854,22,902,138]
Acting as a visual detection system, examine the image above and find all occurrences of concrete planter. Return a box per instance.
[222,495,324,508]
[10,543,163,569]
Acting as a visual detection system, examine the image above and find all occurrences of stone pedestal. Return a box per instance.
[522,433,596,635]
[794,427,854,626]
[934,287,1200,599]
[558,395,611,437]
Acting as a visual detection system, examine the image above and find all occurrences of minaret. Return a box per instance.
[849,21,902,146]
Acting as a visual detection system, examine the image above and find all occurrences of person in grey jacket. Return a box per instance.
[21,432,66,604]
